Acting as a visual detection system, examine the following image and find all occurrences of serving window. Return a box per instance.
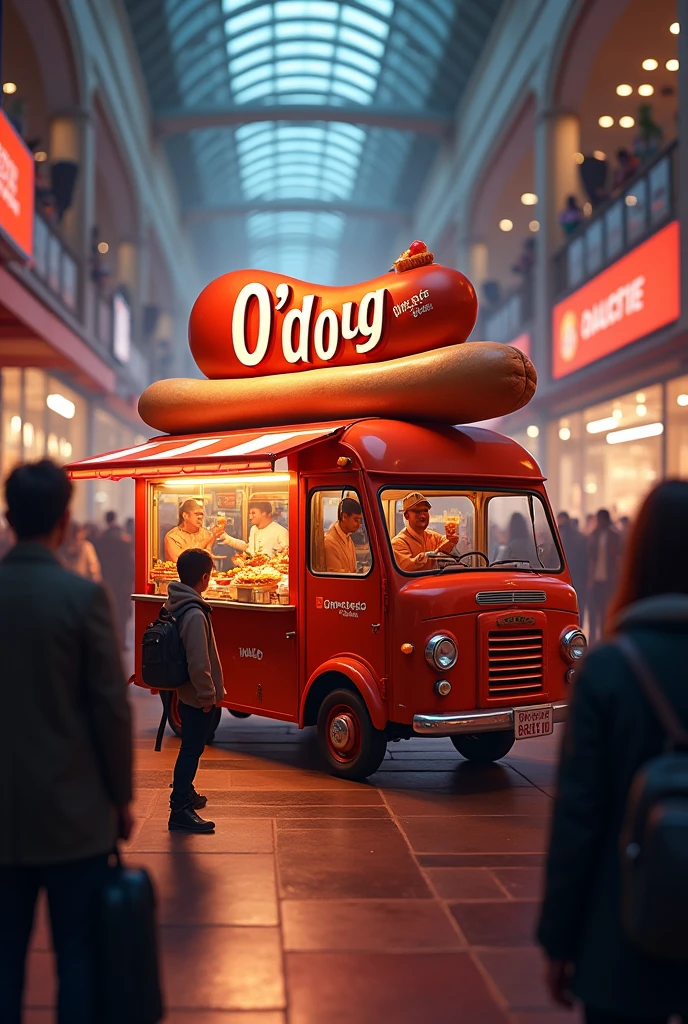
[310,489,372,576]
[149,474,291,604]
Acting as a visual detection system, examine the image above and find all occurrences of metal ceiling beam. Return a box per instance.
[157,104,452,137]
[186,202,409,224]
[184,201,410,224]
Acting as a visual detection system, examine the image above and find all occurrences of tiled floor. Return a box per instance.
[25,686,582,1023]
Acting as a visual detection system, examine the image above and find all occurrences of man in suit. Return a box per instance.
[0,460,133,1024]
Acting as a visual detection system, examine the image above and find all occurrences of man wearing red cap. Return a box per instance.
[391,492,457,571]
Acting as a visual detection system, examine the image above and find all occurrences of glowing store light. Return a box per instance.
[526,425,540,439]
[606,422,664,445]
[161,474,291,487]
[599,115,614,128]
[499,219,513,232]
[587,416,620,434]
[10,415,21,436]
[583,202,593,216]
[625,194,638,206]
[638,84,654,97]
[520,192,538,206]
[47,434,59,456]
[619,116,635,128]
[59,439,73,458]
[46,393,76,419]
[642,58,659,70]
[95,491,109,504]
[559,427,571,441]
[23,422,34,447]
[2,82,17,95]
[584,482,598,494]
[677,394,688,407]
[666,59,679,71]
[574,152,585,164]
[613,408,623,420]
[593,150,606,161]
[529,220,540,232]
[670,21,680,34]
[636,392,646,402]
[97,241,109,254]
[636,404,647,416]
[616,84,633,96]
[34,151,48,162]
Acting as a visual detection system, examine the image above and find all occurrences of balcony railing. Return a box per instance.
[481,274,534,344]
[31,210,81,315]
[553,139,678,298]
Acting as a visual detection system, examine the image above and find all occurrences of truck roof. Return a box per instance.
[65,418,543,482]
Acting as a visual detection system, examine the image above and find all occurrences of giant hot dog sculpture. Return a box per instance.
[139,241,536,433]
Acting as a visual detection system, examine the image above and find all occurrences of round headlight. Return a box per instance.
[425,634,458,670]
[561,628,587,662]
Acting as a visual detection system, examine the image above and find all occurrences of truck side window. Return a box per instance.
[310,490,372,576]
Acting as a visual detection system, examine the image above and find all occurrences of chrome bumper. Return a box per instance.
[412,702,568,736]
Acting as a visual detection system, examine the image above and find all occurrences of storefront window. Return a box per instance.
[310,490,372,576]
[149,474,291,604]
[1,368,23,481]
[667,375,688,478]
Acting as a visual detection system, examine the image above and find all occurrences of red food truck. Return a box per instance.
[67,416,584,780]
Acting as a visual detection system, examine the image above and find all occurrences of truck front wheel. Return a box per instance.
[451,730,515,763]
[317,689,387,781]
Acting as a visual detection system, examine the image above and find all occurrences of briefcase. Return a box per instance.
[95,849,164,1023]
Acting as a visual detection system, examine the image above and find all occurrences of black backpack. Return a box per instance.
[616,634,688,960]
[141,602,206,691]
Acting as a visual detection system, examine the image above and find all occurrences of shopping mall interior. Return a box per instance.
[1,0,686,1021]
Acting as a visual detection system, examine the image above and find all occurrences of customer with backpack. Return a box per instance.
[538,480,688,1023]
[166,548,224,834]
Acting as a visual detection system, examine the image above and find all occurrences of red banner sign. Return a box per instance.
[0,111,34,260]
[552,220,680,379]
[189,262,477,379]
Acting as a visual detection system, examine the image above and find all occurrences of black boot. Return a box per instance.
[170,782,207,810]
[168,807,215,833]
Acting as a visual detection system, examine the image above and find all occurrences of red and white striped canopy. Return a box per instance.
[66,424,344,479]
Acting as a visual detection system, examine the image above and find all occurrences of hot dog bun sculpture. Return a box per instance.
[139,241,536,433]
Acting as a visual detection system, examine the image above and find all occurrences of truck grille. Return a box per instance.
[476,590,546,606]
[488,629,544,698]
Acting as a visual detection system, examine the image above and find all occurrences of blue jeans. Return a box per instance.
[0,853,110,1024]
[170,701,216,811]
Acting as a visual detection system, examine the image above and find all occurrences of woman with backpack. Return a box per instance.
[538,480,688,1023]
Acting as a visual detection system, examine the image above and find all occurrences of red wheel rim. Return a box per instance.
[325,704,361,764]
[169,692,182,730]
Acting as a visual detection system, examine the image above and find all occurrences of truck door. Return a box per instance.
[304,482,386,687]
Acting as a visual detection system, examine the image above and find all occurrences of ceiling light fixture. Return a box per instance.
[574,152,585,164]
[529,220,539,232]
[666,59,679,71]
[670,21,680,34]
[2,82,17,94]
[625,194,638,206]
[499,219,513,232]
[520,192,538,206]
[636,404,648,416]
[598,115,614,128]
[34,151,48,162]
[676,394,688,407]
[593,150,606,160]
[638,84,654,96]
[526,425,539,439]
[587,416,620,434]
[97,241,109,254]
[636,393,646,403]
[46,393,76,420]
[616,84,633,96]
[606,422,664,444]
[642,58,659,70]
[619,116,635,128]
[559,427,571,441]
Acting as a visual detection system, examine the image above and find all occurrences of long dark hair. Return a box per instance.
[607,480,688,630]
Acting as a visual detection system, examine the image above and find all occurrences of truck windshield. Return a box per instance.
[379,488,562,574]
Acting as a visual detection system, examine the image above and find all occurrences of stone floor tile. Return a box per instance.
[135,853,278,926]
[492,867,544,900]
[399,815,550,855]
[383,786,552,816]
[476,948,552,1010]
[159,926,284,1010]
[450,900,540,947]
[195,789,384,807]
[419,853,546,868]
[285,951,509,1024]
[282,899,463,950]
[163,1013,286,1023]
[224,770,365,790]
[277,820,431,899]
[128,817,274,853]
[369,767,535,793]
[511,1013,584,1024]
[426,867,509,900]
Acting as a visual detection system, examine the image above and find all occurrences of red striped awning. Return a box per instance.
[66,423,344,479]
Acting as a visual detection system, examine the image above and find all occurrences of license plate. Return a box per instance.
[514,704,553,740]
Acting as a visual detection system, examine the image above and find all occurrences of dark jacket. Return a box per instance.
[587,525,622,588]
[0,543,132,866]
[164,582,224,709]
[95,524,134,597]
[559,522,587,598]
[537,594,688,1015]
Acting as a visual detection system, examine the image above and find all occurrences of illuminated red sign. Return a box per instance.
[189,260,477,379]
[552,220,680,379]
[0,111,34,260]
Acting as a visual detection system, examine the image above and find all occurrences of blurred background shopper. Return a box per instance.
[95,510,135,648]
[538,480,688,1023]
[0,460,133,1024]
[586,509,622,641]
[59,520,102,581]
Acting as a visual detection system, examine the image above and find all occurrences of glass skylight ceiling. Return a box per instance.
[125,0,505,284]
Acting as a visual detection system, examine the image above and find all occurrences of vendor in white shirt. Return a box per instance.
[164,499,247,562]
[246,500,288,557]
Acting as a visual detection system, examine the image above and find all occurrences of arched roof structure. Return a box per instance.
[124,0,504,284]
